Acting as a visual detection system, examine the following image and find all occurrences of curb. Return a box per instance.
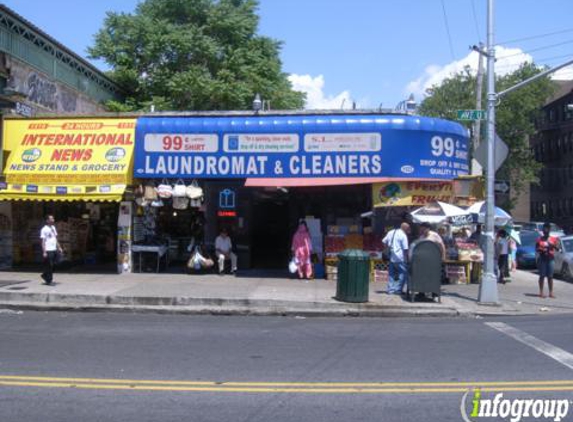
[0,292,546,318]
[0,301,463,317]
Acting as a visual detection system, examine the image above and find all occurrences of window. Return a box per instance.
[564,103,573,121]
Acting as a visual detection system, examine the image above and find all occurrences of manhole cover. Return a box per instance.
[7,286,28,291]
[0,280,30,288]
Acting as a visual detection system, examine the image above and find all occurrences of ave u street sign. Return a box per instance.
[457,109,486,121]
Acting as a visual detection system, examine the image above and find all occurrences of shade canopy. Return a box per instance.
[410,201,471,224]
[467,201,512,226]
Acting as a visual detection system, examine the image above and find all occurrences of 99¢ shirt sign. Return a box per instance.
[144,134,219,153]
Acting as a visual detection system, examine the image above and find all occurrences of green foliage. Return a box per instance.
[89,0,305,111]
[419,63,555,208]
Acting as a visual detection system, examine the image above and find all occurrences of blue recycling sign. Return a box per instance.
[134,114,469,179]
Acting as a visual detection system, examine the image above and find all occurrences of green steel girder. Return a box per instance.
[0,5,124,102]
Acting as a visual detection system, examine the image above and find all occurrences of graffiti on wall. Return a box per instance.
[5,57,103,114]
[27,73,57,110]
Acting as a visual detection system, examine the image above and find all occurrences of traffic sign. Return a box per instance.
[474,134,509,173]
[457,109,486,121]
[494,180,510,194]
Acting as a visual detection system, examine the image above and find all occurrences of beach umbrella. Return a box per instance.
[467,201,512,226]
[410,201,471,224]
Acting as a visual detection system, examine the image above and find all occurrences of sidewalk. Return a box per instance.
[0,269,571,317]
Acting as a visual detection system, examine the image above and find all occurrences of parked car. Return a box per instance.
[555,236,573,281]
[518,222,565,237]
[516,230,539,269]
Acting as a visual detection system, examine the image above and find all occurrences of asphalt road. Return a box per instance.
[0,311,572,422]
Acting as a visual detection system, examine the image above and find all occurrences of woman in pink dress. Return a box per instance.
[291,221,313,279]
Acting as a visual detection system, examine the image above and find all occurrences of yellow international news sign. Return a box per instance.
[3,118,136,185]
[373,181,453,207]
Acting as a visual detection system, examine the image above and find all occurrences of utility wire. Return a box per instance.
[470,0,482,42]
[496,27,573,46]
[495,54,573,70]
[497,39,573,61]
[440,0,456,60]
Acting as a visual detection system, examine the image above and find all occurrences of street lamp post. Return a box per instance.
[478,0,499,304]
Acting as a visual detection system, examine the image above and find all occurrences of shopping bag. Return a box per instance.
[172,196,189,210]
[156,179,173,198]
[144,184,158,201]
[173,179,187,197]
[185,180,203,199]
[289,258,298,274]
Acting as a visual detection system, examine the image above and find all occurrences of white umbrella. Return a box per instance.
[410,201,471,224]
[467,201,512,226]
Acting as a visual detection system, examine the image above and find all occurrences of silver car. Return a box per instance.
[555,236,573,281]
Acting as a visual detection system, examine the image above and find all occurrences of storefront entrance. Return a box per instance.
[251,190,291,270]
[10,201,119,273]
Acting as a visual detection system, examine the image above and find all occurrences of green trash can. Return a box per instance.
[335,249,370,303]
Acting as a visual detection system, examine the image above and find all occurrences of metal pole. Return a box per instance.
[474,42,485,150]
[497,57,573,98]
[472,42,485,176]
[478,0,499,304]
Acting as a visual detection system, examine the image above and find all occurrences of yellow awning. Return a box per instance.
[1,118,135,202]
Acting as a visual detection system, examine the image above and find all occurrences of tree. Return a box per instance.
[418,63,555,209]
[89,0,305,111]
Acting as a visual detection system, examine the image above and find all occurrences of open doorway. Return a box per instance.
[251,189,291,270]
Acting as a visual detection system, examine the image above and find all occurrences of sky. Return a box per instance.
[3,0,573,110]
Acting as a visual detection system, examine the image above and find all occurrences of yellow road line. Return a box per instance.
[1,381,573,394]
[0,375,573,388]
[1,376,573,394]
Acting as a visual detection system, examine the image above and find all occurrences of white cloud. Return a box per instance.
[552,65,573,81]
[288,74,352,110]
[405,47,533,99]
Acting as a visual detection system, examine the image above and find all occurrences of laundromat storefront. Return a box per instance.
[0,118,136,270]
[133,113,470,272]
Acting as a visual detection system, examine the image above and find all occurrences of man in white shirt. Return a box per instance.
[215,229,237,274]
[382,223,410,295]
[40,215,62,285]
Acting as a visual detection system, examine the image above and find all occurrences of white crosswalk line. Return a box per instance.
[486,322,573,371]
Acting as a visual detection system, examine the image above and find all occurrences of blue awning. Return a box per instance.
[134,114,469,180]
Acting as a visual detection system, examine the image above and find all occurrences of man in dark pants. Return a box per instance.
[40,215,62,285]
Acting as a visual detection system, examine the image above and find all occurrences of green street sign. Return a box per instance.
[457,110,486,121]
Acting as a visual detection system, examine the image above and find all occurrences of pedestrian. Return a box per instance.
[215,228,238,275]
[535,222,560,298]
[40,215,63,285]
[419,222,446,259]
[509,236,518,272]
[495,229,510,284]
[291,220,313,279]
[382,222,410,295]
